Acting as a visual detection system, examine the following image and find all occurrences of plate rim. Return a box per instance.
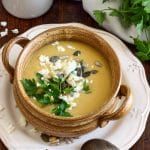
[0,23,149,150]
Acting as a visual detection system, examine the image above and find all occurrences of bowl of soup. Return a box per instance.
[2,26,132,137]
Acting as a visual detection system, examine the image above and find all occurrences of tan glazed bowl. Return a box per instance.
[2,26,132,137]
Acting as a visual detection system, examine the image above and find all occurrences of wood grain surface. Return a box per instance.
[0,0,149,149]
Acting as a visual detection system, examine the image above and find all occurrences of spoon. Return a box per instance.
[81,139,119,150]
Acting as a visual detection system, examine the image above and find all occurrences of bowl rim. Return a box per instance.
[15,26,122,121]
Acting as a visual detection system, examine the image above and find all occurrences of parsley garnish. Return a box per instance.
[52,101,72,117]
[83,81,91,94]
[21,73,72,117]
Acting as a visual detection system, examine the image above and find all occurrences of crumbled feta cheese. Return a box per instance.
[0,104,5,112]
[38,69,50,77]
[60,55,69,60]
[50,70,57,78]
[7,123,15,133]
[0,21,7,27]
[90,80,93,84]
[59,95,69,103]
[67,74,84,88]
[11,28,19,34]
[64,60,77,75]
[39,55,49,64]
[68,102,77,110]
[59,94,74,104]
[73,92,80,99]
[41,77,45,80]
[54,60,63,70]
[74,81,84,92]
[51,41,59,46]
[36,82,40,87]
[33,96,36,100]
[0,28,8,37]
[67,45,75,49]
[57,46,65,52]
[51,96,54,100]
[69,73,83,82]
[67,76,77,87]
[59,92,80,109]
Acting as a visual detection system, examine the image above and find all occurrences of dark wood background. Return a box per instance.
[0,0,149,149]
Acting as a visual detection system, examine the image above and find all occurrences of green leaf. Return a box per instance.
[21,79,37,96]
[37,95,51,105]
[52,101,72,117]
[136,51,150,61]
[143,0,150,13]
[136,18,144,35]
[93,10,106,24]
[83,81,91,94]
[93,0,150,61]
[63,87,74,94]
[109,8,122,17]
[134,38,150,61]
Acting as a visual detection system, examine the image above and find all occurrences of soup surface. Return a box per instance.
[22,40,112,117]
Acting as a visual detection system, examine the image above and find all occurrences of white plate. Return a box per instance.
[0,23,149,150]
[82,0,150,43]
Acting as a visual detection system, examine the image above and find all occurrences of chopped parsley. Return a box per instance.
[21,73,72,117]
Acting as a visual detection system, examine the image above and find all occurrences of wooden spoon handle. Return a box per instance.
[99,85,132,127]
[2,37,30,83]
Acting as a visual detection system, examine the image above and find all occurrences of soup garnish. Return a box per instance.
[21,51,99,117]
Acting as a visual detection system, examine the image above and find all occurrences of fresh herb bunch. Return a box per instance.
[93,0,150,61]
[21,73,74,117]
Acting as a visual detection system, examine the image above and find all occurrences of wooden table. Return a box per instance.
[0,0,149,149]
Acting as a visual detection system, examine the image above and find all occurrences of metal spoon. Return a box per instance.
[81,139,119,150]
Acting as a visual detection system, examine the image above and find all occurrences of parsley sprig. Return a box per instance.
[93,0,150,61]
[21,73,74,117]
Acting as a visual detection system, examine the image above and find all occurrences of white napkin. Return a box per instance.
[82,0,148,44]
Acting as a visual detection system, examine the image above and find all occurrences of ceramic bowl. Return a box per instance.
[2,26,132,137]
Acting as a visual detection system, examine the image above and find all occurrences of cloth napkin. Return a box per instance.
[82,0,148,44]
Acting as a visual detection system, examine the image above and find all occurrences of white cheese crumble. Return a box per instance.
[90,80,93,84]
[51,41,59,46]
[54,59,63,70]
[59,92,80,110]
[39,55,49,64]
[11,28,19,34]
[74,81,84,92]
[0,28,8,37]
[38,69,50,78]
[67,45,75,50]
[64,60,77,75]
[60,55,69,60]
[0,21,7,27]
[57,45,66,52]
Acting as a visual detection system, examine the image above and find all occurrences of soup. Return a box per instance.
[22,40,112,117]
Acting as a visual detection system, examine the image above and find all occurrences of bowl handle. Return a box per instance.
[98,85,132,127]
[2,37,30,83]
